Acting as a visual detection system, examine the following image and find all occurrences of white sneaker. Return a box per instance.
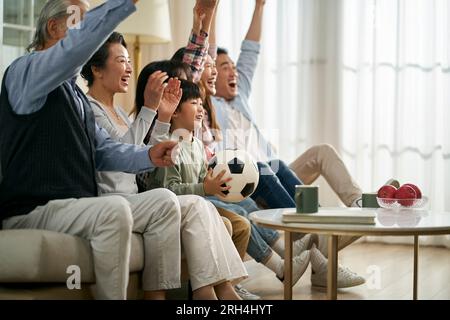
[293,234,314,257]
[310,245,365,288]
[311,265,365,288]
[234,285,262,300]
[277,250,311,287]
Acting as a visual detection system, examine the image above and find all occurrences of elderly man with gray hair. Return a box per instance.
[0,0,247,300]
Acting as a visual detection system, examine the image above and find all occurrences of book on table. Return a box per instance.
[282,208,376,225]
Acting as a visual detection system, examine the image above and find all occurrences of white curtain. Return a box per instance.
[216,0,342,162]
[216,0,450,247]
[340,0,450,247]
[215,0,347,206]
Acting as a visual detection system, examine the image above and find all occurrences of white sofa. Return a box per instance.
[0,229,184,299]
[0,214,233,300]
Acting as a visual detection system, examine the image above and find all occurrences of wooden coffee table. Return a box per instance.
[249,207,450,300]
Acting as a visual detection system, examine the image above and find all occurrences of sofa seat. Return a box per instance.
[0,229,144,283]
[0,217,232,299]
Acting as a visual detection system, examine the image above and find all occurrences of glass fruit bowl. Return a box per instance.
[376,197,428,209]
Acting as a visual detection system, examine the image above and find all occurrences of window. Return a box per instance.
[1,0,46,81]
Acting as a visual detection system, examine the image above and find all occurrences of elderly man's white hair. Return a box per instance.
[27,0,89,52]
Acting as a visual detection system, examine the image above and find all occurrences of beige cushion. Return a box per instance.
[0,273,143,300]
[0,230,144,283]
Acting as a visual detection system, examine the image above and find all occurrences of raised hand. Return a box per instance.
[245,0,266,42]
[194,0,218,34]
[197,0,218,11]
[203,168,232,196]
[149,140,180,167]
[158,78,182,123]
[143,71,169,111]
[193,2,207,34]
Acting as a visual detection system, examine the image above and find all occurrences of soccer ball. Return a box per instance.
[208,149,260,203]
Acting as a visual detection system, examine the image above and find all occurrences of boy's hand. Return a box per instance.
[143,71,169,111]
[149,141,180,167]
[203,168,232,196]
[158,78,182,123]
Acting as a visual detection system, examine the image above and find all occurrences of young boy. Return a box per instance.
[146,80,312,290]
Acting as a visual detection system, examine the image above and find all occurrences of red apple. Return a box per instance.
[403,183,422,199]
[377,185,398,205]
[377,185,397,199]
[395,185,417,207]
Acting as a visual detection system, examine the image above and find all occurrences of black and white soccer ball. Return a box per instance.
[208,149,259,203]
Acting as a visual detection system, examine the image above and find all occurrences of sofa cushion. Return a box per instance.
[0,230,144,283]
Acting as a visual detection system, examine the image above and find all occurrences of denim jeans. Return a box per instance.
[251,159,303,209]
[206,196,279,263]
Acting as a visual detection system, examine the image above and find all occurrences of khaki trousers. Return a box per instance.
[216,207,251,260]
[113,193,248,291]
[3,193,181,300]
[289,144,362,206]
[289,144,362,255]
[174,196,248,290]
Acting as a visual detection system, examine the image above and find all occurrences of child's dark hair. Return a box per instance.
[134,60,192,117]
[171,47,186,63]
[142,79,201,144]
[81,32,127,87]
[178,79,202,110]
[217,47,228,56]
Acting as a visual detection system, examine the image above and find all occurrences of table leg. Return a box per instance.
[327,235,338,300]
[284,231,293,300]
[413,235,419,300]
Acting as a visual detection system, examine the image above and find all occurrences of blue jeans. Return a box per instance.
[251,159,304,209]
[205,196,279,263]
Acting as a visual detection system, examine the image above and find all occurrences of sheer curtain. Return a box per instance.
[215,0,345,205]
[340,0,450,247]
[216,0,450,247]
[216,0,342,162]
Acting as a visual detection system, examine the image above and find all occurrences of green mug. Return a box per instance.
[360,192,380,208]
[295,185,319,214]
